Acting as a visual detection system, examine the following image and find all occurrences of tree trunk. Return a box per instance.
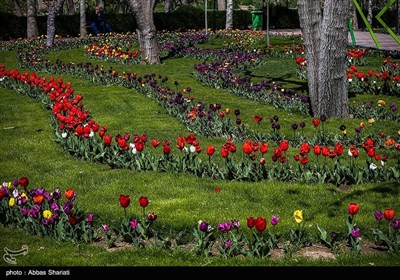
[27,0,39,40]
[218,0,226,10]
[80,0,87,37]
[298,0,322,117]
[298,0,349,118]
[350,0,358,30]
[226,0,233,30]
[318,0,349,117]
[13,0,24,17]
[181,0,188,5]
[65,0,76,15]
[367,0,373,26]
[128,0,160,64]
[164,0,173,13]
[46,0,66,47]
[119,0,128,13]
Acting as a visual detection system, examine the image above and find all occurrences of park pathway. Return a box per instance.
[270,28,400,52]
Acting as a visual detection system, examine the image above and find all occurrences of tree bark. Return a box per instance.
[318,0,349,117]
[128,0,160,64]
[46,0,66,47]
[164,0,173,13]
[367,0,373,26]
[80,0,87,37]
[65,0,75,15]
[27,0,39,40]
[350,0,358,30]
[298,0,349,118]
[13,0,24,17]
[226,0,233,30]
[119,0,129,13]
[218,0,226,10]
[298,0,322,117]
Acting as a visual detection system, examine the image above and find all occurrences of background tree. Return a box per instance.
[80,0,87,37]
[65,0,76,14]
[218,0,226,10]
[13,0,24,16]
[226,0,233,30]
[298,0,349,118]
[27,0,39,39]
[128,0,160,64]
[164,0,173,12]
[46,0,66,46]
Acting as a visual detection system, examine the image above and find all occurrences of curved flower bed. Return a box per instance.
[1,65,400,185]
[1,177,399,256]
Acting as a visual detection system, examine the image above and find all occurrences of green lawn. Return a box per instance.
[0,32,400,268]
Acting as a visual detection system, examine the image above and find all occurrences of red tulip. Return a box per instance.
[253,115,263,123]
[151,139,160,148]
[206,145,216,156]
[260,142,268,154]
[255,217,267,232]
[103,135,112,146]
[242,140,253,154]
[279,140,289,151]
[384,208,395,221]
[19,176,29,188]
[119,195,130,208]
[313,119,320,127]
[65,189,75,200]
[139,196,149,208]
[247,217,256,228]
[348,202,359,216]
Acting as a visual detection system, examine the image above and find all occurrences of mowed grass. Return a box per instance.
[1,34,400,267]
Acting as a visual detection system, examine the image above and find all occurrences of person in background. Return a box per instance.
[90,6,112,35]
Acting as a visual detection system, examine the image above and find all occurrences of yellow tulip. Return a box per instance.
[294,210,303,224]
[9,197,15,207]
[42,210,53,219]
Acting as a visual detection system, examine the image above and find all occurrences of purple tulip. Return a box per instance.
[199,221,209,232]
[51,202,60,212]
[13,179,19,187]
[234,109,240,116]
[52,189,61,200]
[232,219,240,229]
[130,219,138,229]
[392,218,400,230]
[291,123,298,130]
[300,122,306,128]
[224,239,232,249]
[102,224,109,232]
[271,215,280,226]
[87,213,94,223]
[351,228,360,239]
[375,210,383,221]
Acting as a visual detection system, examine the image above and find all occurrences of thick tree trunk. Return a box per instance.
[226,0,233,30]
[46,0,66,47]
[13,0,24,17]
[298,0,349,118]
[128,0,160,64]
[297,0,322,116]
[27,0,39,40]
[318,0,349,117]
[164,0,173,13]
[80,0,87,37]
